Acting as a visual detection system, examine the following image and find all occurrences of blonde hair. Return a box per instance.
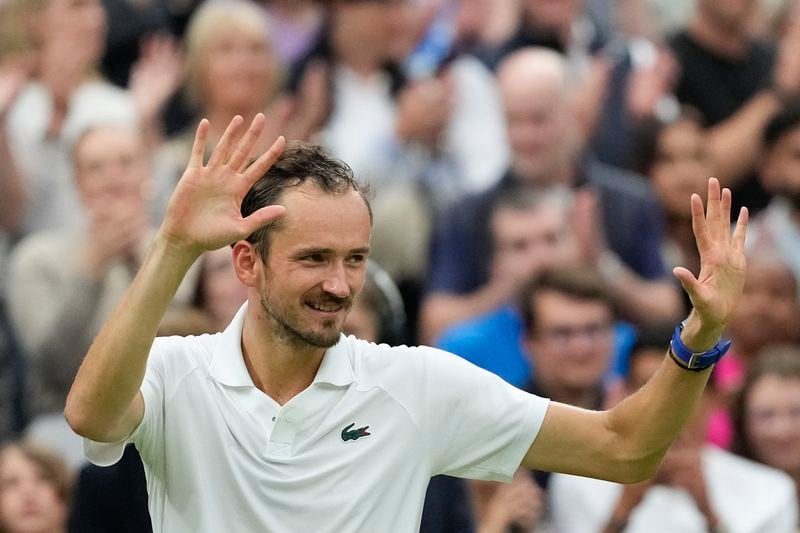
[184,0,280,109]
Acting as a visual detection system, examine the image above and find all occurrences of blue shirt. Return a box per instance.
[436,305,637,387]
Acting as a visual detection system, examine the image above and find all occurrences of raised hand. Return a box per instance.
[673,178,748,330]
[160,114,287,255]
[130,34,184,124]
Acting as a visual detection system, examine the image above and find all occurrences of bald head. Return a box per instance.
[497,47,570,99]
[496,48,578,185]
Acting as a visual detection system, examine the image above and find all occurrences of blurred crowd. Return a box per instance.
[1,0,800,531]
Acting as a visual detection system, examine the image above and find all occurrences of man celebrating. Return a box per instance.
[66,115,748,532]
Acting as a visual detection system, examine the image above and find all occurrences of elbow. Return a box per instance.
[64,393,107,442]
[607,446,666,484]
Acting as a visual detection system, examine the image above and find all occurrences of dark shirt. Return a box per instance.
[425,160,667,296]
[668,30,775,213]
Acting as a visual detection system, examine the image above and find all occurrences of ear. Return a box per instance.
[232,241,261,287]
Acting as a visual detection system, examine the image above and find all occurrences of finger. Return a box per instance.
[720,187,732,237]
[243,136,287,186]
[732,206,749,252]
[705,177,721,234]
[207,115,244,166]
[690,193,712,253]
[188,119,209,168]
[673,266,700,300]
[239,205,286,236]
[228,113,266,172]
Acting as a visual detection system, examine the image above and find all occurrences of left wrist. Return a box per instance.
[679,312,725,352]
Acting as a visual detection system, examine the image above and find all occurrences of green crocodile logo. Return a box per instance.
[341,422,371,442]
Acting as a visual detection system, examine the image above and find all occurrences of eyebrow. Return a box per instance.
[291,246,371,257]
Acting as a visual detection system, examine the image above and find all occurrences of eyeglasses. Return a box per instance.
[536,321,613,345]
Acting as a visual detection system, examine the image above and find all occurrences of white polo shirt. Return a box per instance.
[85,304,549,533]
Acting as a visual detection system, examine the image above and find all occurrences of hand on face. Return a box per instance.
[160,115,287,257]
[130,34,184,123]
[83,197,149,278]
[394,74,454,144]
[672,178,748,331]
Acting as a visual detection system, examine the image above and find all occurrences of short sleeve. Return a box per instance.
[83,337,172,466]
[408,347,549,482]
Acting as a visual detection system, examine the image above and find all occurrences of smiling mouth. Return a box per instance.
[306,302,346,314]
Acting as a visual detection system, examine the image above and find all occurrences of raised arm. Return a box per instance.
[522,177,747,483]
[64,115,286,443]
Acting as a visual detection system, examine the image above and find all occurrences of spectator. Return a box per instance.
[261,0,325,65]
[342,260,407,346]
[632,107,712,311]
[468,266,621,532]
[748,101,800,284]
[2,0,179,235]
[668,0,800,213]
[732,344,800,507]
[548,325,798,532]
[421,47,681,343]
[0,441,71,533]
[156,0,327,217]
[6,124,199,467]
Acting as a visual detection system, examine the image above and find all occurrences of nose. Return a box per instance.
[321,263,350,299]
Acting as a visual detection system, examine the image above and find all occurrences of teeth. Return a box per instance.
[310,303,339,312]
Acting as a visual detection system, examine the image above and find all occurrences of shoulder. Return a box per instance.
[148,333,221,382]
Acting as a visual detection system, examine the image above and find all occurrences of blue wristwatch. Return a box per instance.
[669,321,732,372]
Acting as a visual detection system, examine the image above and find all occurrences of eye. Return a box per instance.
[347,254,366,265]
[302,253,325,263]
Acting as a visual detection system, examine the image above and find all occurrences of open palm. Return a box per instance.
[160,114,287,255]
[673,178,748,329]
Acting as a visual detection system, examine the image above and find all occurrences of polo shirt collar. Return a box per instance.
[209,302,355,388]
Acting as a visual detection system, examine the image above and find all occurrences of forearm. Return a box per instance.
[604,268,684,325]
[605,311,722,477]
[65,233,198,441]
[706,91,781,187]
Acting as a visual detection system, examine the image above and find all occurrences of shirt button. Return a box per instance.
[271,416,276,422]
[286,416,294,424]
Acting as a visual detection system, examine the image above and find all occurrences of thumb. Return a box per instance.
[673,266,699,296]
[241,205,286,235]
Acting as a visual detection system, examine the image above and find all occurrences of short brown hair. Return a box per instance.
[520,267,613,335]
[240,141,372,259]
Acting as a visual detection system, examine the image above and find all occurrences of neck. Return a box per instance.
[241,303,326,405]
[689,14,748,58]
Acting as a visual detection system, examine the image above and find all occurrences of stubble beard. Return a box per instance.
[259,290,347,349]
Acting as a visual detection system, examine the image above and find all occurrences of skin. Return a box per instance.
[745,375,800,475]
[73,126,151,280]
[728,259,799,357]
[524,291,614,406]
[200,247,249,332]
[0,449,67,533]
[65,115,749,488]
[651,119,713,219]
[342,299,380,344]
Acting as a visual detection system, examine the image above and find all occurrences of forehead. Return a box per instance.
[270,184,371,253]
[532,290,611,323]
[75,127,143,161]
